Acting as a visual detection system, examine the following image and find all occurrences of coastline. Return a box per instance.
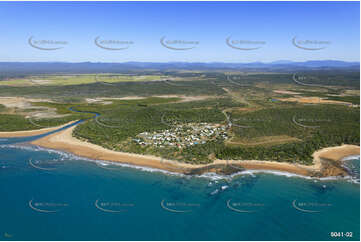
[0,121,78,138]
[29,125,360,177]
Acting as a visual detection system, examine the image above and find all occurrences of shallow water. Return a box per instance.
[0,143,359,241]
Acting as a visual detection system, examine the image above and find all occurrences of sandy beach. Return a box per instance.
[0,121,78,138]
[31,125,197,172]
[30,125,360,177]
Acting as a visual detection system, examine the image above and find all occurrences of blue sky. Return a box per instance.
[0,1,359,62]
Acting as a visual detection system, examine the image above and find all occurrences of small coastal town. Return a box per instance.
[133,123,229,148]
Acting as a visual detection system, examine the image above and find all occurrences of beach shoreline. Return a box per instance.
[28,125,360,177]
[0,121,78,138]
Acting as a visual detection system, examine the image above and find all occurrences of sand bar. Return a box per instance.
[0,121,78,138]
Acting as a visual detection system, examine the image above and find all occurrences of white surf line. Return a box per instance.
[94,199,125,213]
[22,144,359,184]
[292,200,320,213]
[28,158,57,171]
[160,200,192,213]
[341,155,360,161]
[28,199,59,213]
[95,161,122,170]
[292,115,319,129]
[226,161,244,172]
[226,199,256,213]
[292,73,326,88]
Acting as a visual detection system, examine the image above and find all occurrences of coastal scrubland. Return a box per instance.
[0,71,359,166]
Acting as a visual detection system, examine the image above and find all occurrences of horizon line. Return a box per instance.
[0,59,360,64]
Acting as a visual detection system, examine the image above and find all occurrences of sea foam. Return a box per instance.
[1,144,359,184]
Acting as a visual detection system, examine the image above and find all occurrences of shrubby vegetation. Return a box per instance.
[221,105,359,164]
[0,70,359,165]
[73,97,359,165]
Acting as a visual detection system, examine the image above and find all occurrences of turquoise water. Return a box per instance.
[0,138,359,241]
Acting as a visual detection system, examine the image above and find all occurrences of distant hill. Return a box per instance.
[0,60,359,76]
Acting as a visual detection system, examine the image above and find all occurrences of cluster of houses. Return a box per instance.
[133,123,228,148]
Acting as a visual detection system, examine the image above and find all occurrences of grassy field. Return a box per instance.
[0,74,167,86]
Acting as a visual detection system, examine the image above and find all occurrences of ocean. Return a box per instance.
[0,135,359,241]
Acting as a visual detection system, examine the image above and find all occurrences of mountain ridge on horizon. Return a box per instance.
[1,60,359,65]
[0,60,359,75]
